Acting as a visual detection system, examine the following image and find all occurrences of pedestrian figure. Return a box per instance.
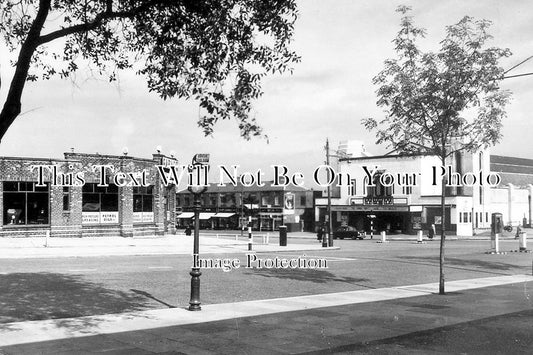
[428,224,435,239]
[185,225,192,236]
[317,226,324,241]
[515,225,522,239]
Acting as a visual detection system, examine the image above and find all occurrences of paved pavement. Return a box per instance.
[0,233,338,259]
[0,228,529,258]
[0,274,532,353]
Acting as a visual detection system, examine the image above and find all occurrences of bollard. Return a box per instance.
[417,230,423,243]
[380,231,386,243]
[494,233,500,253]
[266,233,270,245]
[520,232,527,251]
[235,234,238,241]
[216,234,219,239]
[279,226,287,246]
[45,230,50,247]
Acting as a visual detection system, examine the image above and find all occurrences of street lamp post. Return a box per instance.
[187,153,209,311]
[188,190,203,311]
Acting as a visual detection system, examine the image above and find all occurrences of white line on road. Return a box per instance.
[269,254,358,261]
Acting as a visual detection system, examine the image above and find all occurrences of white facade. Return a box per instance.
[315,148,533,237]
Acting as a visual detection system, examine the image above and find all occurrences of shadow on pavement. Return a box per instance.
[0,272,152,328]
[245,268,370,284]
[401,256,522,271]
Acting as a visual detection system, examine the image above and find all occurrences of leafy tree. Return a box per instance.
[363,6,511,294]
[0,0,299,141]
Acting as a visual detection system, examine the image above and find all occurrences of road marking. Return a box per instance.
[147,266,173,269]
[1,274,531,347]
[268,254,357,261]
[67,269,97,272]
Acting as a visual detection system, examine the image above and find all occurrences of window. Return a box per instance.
[133,186,153,213]
[3,182,49,225]
[349,179,357,196]
[274,195,280,206]
[366,174,393,197]
[82,183,118,212]
[459,213,462,223]
[300,195,306,206]
[63,187,70,211]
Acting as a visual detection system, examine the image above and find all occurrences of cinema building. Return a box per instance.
[315,141,533,237]
[0,151,177,238]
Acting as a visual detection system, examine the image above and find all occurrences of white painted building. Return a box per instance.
[315,142,533,237]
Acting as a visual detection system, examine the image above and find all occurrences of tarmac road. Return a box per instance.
[0,238,531,323]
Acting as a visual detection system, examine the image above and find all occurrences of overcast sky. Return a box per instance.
[0,0,532,187]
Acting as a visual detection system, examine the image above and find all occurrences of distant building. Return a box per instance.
[176,182,314,232]
[315,143,533,237]
[0,151,177,237]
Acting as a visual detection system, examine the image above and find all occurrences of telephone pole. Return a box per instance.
[326,138,333,247]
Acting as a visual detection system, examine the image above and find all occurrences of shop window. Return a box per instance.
[274,195,280,206]
[300,195,306,206]
[82,183,119,224]
[133,186,154,223]
[3,181,49,225]
[133,186,153,212]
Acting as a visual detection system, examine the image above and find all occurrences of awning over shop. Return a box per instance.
[199,212,217,220]
[177,212,232,219]
[213,213,236,218]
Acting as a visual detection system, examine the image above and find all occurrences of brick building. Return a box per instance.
[0,151,177,238]
[176,182,315,232]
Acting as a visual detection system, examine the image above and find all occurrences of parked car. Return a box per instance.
[333,226,365,240]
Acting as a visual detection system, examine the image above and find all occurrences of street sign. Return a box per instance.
[193,154,210,164]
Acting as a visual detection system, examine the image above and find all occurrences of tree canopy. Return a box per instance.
[0,0,300,141]
[363,5,511,159]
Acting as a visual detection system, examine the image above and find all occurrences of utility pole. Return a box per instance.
[326,138,333,247]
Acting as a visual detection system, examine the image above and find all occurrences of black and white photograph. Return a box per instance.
[0,0,532,353]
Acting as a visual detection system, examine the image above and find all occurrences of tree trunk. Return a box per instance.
[0,0,51,142]
[439,155,446,295]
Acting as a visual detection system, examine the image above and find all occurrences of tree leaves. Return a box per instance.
[0,0,300,141]
[366,6,511,158]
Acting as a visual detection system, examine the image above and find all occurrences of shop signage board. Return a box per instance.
[101,212,119,224]
[193,154,210,164]
[283,193,295,215]
[133,212,155,223]
[82,212,119,224]
[82,212,99,224]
